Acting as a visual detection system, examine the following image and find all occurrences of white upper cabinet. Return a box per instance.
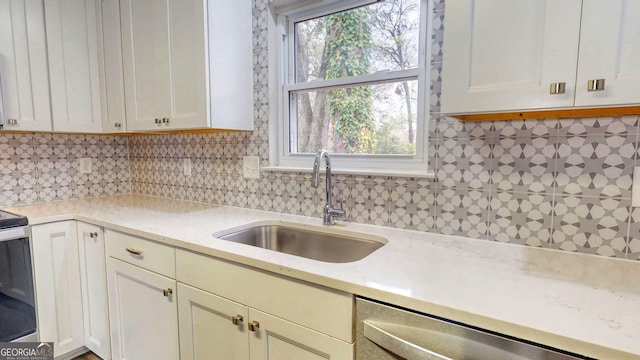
[98,0,127,133]
[121,0,253,131]
[575,0,640,107]
[0,0,52,131]
[45,0,104,133]
[441,0,640,115]
[441,0,582,114]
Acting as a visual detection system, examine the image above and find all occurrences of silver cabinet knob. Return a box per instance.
[162,117,170,124]
[231,315,243,325]
[154,118,160,124]
[89,232,98,238]
[549,82,566,95]
[248,321,260,332]
[587,79,605,92]
[7,119,18,125]
[162,288,173,297]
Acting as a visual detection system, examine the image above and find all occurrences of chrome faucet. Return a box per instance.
[312,150,345,225]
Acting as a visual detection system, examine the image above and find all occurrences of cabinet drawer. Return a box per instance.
[105,229,175,277]
[176,249,353,343]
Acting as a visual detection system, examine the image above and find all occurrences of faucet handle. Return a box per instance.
[336,195,345,211]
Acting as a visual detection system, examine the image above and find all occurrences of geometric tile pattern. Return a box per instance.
[0,133,130,206]
[127,0,640,261]
[3,0,639,261]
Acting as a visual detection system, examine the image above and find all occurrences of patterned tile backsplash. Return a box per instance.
[2,0,639,261]
[0,134,130,206]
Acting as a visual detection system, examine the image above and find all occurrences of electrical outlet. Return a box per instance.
[243,156,260,179]
[183,158,192,176]
[79,158,92,174]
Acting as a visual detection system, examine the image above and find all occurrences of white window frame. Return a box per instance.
[268,0,433,177]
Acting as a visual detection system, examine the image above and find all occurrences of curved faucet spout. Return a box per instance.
[311,150,343,225]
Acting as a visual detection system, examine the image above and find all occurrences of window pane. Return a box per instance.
[294,0,421,83]
[291,80,418,155]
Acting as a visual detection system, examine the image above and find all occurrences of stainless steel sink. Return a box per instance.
[215,222,386,263]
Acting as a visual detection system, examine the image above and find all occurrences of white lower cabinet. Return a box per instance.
[32,221,85,358]
[77,222,110,360]
[178,282,352,360]
[32,221,111,359]
[105,230,179,360]
[248,308,353,360]
[177,283,249,360]
[176,249,354,360]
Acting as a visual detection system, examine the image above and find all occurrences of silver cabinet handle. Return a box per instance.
[363,320,451,360]
[7,119,18,125]
[549,82,566,95]
[587,79,605,91]
[126,247,143,256]
[248,321,259,332]
[162,288,173,297]
[89,232,98,238]
[231,315,243,325]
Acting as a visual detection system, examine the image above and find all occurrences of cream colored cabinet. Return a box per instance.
[120,0,253,131]
[574,0,640,107]
[45,0,104,133]
[441,0,582,114]
[441,0,640,114]
[177,283,249,360]
[105,230,179,360]
[248,308,353,360]
[176,249,354,360]
[0,0,52,131]
[31,221,85,358]
[77,222,110,360]
[98,0,127,133]
[179,282,353,360]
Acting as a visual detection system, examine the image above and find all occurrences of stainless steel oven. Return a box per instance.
[0,210,37,342]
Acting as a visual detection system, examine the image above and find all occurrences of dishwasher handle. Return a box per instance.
[363,320,453,360]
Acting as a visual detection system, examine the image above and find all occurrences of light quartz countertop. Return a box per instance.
[5,194,640,359]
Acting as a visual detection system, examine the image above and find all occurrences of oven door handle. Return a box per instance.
[363,320,453,360]
[0,227,28,242]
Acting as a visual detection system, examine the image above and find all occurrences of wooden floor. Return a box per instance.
[72,352,101,360]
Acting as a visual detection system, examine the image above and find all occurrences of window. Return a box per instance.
[274,0,432,175]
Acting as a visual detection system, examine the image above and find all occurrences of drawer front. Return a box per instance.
[105,229,175,278]
[176,249,354,343]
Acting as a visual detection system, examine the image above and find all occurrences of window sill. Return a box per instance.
[261,165,435,179]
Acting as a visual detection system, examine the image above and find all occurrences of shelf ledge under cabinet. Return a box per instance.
[444,105,640,122]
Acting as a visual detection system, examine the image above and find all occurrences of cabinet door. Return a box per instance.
[575,0,640,107]
[77,222,110,360]
[98,0,127,133]
[177,283,249,360]
[45,0,104,133]
[441,0,582,114]
[249,309,353,360]
[120,0,206,131]
[107,257,179,360]
[0,0,52,131]
[31,221,84,357]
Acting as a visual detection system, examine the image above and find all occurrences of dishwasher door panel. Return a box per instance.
[355,297,587,360]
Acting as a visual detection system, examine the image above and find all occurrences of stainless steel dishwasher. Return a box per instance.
[356,297,592,360]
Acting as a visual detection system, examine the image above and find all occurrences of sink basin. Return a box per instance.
[214,222,386,263]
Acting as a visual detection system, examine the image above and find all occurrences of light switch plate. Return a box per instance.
[183,158,192,176]
[632,166,640,207]
[243,156,260,179]
[79,158,92,174]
